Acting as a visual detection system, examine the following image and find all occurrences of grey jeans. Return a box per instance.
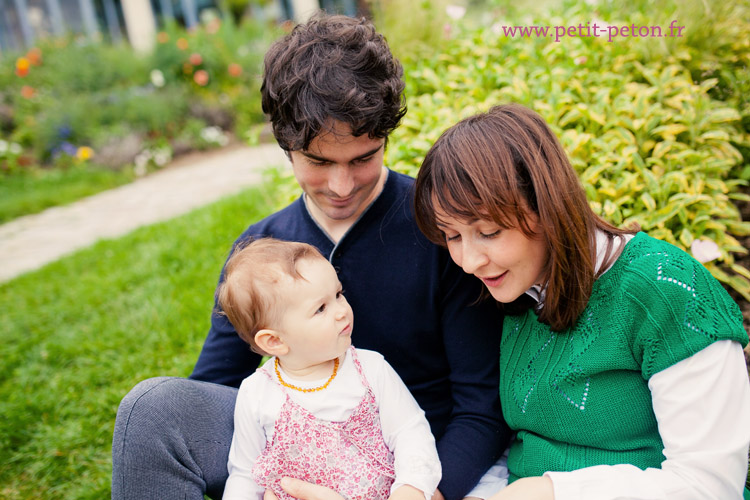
[111,377,237,500]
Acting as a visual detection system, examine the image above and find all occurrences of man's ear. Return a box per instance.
[255,329,289,357]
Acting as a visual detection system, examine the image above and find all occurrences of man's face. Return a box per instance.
[289,121,386,228]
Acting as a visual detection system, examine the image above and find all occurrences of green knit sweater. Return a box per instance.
[500,232,748,481]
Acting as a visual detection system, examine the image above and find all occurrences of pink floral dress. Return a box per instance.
[252,347,396,500]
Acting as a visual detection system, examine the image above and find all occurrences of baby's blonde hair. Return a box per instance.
[216,238,327,354]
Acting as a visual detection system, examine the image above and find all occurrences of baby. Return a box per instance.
[217,237,441,500]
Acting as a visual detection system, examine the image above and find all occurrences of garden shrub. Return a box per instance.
[0,16,276,174]
[381,0,750,300]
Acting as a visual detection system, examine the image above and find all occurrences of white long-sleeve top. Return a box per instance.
[223,348,441,500]
[469,232,750,499]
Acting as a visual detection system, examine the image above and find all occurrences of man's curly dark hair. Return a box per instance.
[261,13,407,152]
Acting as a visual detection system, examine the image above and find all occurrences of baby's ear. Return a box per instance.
[254,329,288,357]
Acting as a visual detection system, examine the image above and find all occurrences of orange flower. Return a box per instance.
[15,57,30,77]
[21,85,35,99]
[189,52,203,65]
[183,63,194,75]
[228,63,242,77]
[26,48,42,65]
[176,37,189,50]
[193,70,209,86]
[157,31,169,44]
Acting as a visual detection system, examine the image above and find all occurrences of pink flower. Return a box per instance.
[691,238,722,263]
[193,70,209,86]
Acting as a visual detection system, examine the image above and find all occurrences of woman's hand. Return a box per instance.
[263,478,346,500]
[486,476,554,500]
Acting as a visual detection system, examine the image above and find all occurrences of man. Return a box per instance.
[112,13,509,500]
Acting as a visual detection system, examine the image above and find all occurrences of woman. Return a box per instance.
[412,103,750,500]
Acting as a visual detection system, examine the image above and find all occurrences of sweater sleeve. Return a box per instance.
[625,246,748,379]
[190,231,264,387]
[190,275,263,387]
[435,255,512,500]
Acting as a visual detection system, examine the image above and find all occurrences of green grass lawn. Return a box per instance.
[0,166,135,224]
[0,183,282,499]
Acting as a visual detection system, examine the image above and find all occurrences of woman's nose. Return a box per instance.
[460,240,489,275]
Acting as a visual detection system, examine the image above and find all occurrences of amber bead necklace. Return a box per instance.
[274,357,339,393]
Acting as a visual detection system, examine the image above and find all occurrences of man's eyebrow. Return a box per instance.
[300,144,383,163]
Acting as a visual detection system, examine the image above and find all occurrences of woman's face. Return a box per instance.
[435,208,549,303]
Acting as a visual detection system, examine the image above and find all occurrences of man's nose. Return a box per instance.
[328,166,355,197]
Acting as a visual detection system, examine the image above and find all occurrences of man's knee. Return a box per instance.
[115,376,237,436]
[116,377,184,434]
[112,377,238,499]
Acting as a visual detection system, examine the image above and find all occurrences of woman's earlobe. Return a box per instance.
[255,329,289,356]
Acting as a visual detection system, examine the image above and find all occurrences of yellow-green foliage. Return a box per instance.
[384,1,750,300]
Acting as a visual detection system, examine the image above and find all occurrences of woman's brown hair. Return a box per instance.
[414,104,636,331]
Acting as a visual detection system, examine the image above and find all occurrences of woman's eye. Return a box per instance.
[480,230,501,239]
[445,234,460,242]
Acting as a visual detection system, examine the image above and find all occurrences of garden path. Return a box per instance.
[0,142,290,284]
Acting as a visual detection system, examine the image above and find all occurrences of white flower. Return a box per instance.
[150,69,165,88]
[445,5,466,20]
[0,140,7,154]
[9,143,22,155]
[200,126,228,146]
[152,147,172,166]
[691,238,722,263]
[134,151,151,176]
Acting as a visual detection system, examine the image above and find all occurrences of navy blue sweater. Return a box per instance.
[191,170,510,499]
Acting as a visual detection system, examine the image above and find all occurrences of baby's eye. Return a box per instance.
[336,290,344,299]
[315,303,326,314]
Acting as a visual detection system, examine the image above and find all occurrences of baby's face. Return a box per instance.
[273,258,353,367]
